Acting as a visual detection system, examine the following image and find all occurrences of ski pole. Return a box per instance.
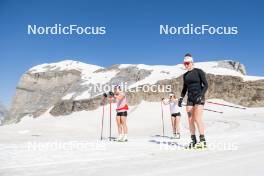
[206,101,246,110]
[182,103,223,114]
[203,108,223,114]
[160,101,165,137]
[168,100,174,134]
[100,96,106,140]
[109,96,112,141]
[170,109,174,134]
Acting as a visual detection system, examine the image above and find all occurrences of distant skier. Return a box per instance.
[162,93,181,139]
[178,53,208,149]
[109,85,129,142]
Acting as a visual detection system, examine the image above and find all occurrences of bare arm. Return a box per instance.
[115,92,125,100]
[162,98,170,105]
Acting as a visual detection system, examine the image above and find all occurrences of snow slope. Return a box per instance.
[120,61,263,84]
[29,60,118,86]
[29,60,264,84]
[0,102,7,122]
[0,99,264,176]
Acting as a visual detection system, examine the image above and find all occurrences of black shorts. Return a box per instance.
[116,111,128,117]
[171,112,181,117]
[187,93,205,106]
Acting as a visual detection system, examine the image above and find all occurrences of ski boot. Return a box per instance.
[186,135,197,149]
[122,134,128,142]
[172,133,180,139]
[118,134,128,142]
[117,134,124,142]
[194,135,207,149]
[175,133,180,139]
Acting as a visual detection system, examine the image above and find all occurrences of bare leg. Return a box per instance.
[171,117,176,134]
[120,116,128,134]
[186,106,195,135]
[193,105,205,135]
[175,116,180,134]
[116,116,122,135]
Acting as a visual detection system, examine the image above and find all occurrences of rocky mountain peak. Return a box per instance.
[217,60,246,75]
[5,59,264,123]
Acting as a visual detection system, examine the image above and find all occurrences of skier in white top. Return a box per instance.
[162,93,181,139]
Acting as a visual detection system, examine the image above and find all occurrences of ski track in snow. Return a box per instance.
[0,100,264,176]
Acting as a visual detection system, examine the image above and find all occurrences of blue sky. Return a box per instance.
[0,0,263,107]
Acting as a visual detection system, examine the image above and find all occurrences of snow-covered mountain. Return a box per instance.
[7,60,264,123]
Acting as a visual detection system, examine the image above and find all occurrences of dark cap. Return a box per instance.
[184,53,192,57]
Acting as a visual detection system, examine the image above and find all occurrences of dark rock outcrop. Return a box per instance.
[7,69,81,123]
[49,74,264,116]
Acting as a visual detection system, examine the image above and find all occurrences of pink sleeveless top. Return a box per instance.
[116,92,129,112]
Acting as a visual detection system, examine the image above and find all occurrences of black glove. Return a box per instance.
[109,91,114,97]
[178,97,183,107]
[161,98,165,101]
[196,94,205,104]
[103,93,107,98]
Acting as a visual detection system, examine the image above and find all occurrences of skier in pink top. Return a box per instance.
[109,85,129,142]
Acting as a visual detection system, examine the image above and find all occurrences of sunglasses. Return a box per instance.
[183,62,191,66]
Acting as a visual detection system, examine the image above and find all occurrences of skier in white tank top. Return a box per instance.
[162,93,181,139]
